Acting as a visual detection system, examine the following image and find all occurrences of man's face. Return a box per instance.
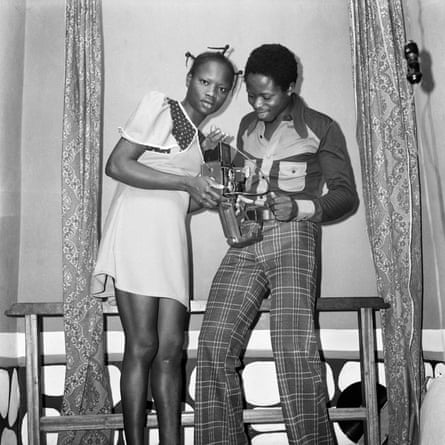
[245,73,292,123]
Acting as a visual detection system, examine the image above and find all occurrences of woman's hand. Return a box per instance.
[186,176,223,209]
[201,126,229,152]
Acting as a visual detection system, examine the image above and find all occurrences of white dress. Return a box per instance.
[91,91,204,308]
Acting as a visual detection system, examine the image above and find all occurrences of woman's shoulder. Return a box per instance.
[137,90,170,109]
[119,91,175,147]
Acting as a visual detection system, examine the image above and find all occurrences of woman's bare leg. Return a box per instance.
[116,290,159,445]
[151,297,187,445]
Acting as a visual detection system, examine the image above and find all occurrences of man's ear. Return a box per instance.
[287,82,296,95]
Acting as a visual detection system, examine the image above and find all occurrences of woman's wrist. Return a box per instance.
[180,176,194,193]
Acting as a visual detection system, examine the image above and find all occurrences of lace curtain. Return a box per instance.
[59,1,112,444]
[348,1,424,443]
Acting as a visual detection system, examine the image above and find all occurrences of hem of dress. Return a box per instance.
[91,271,190,310]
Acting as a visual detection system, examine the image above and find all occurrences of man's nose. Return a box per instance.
[253,96,264,109]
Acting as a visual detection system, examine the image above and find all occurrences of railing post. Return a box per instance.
[359,306,380,445]
[25,313,41,445]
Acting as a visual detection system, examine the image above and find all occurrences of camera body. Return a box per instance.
[201,142,248,196]
[202,142,263,247]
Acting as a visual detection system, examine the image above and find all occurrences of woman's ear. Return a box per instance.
[186,73,192,88]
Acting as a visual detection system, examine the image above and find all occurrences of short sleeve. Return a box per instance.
[119,91,174,149]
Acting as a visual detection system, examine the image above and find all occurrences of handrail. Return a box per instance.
[5,296,389,445]
[5,296,389,317]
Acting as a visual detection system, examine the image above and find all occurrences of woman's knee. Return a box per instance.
[153,341,184,372]
[125,335,159,363]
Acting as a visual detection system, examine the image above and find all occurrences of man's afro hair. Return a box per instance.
[244,43,298,91]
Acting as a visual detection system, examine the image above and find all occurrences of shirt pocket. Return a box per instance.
[278,161,307,192]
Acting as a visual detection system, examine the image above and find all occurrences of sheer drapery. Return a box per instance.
[348,1,424,443]
[59,1,112,444]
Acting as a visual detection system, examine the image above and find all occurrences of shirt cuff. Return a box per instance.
[295,199,315,220]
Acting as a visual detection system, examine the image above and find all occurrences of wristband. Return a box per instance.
[294,199,315,220]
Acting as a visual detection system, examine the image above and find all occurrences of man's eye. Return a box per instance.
[200,79,209,86]
[219,87,228,94]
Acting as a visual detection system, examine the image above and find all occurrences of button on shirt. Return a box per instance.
[239,117,320,219]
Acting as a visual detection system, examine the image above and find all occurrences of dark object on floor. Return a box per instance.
[336,381,387,443]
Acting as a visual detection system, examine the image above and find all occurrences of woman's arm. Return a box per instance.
[106,137,221,208]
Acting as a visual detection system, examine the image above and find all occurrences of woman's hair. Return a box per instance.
[244,44,298,91]
[186,46,240,90]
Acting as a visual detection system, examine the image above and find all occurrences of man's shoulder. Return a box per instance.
[301,103,340,140]
[238,111,258,135]
[302,102,334,128]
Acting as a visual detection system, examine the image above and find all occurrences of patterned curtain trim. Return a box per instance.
[60,1,112,444]
[348,1,424,444]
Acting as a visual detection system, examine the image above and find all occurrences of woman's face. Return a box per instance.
[183,60,233,124]
[245,73,293,123]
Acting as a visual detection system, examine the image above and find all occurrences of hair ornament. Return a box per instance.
[207,44,230,55]
[185,51,196,67]
[184,45,242,93]
[185,44,231,66]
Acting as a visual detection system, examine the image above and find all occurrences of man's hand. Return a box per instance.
[266,192,299,221]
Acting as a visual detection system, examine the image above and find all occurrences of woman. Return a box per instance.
[92,48,237,445]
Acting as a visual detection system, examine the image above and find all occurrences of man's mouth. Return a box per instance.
[256,109,269,118]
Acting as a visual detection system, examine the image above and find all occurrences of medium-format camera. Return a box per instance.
[202,142,248,196]
[404,41,422,84]
[202,143,263,247]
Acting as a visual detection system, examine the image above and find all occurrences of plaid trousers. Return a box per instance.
[195,220,335,445]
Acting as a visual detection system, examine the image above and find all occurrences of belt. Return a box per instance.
[246,208,276,221]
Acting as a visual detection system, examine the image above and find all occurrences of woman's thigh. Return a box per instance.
[116,290,160,342]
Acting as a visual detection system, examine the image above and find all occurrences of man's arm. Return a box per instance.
[312,120,359,223]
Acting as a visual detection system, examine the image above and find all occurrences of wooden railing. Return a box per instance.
[6,296,389,445]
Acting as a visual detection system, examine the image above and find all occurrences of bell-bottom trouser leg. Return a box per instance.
[195,221,335,445]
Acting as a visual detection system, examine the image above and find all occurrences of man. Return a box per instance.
[195,43,358,445]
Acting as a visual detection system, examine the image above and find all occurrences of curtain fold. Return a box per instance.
[348,1,424,443]
[59,1,112,444]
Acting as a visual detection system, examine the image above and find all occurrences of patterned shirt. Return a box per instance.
[235,94,358,223]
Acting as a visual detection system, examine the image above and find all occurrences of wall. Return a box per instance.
[109,0,377,320]
[404,0,445,353]
[0,1,26,441]
[13,0,378,332]
[7,0,445,336]
[2,1,445,443]
[0,0,26,336]
[18,0,65,307]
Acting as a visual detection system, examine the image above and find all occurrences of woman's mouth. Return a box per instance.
[201,100,214,110]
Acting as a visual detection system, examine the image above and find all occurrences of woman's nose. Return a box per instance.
[206,84,217,98]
